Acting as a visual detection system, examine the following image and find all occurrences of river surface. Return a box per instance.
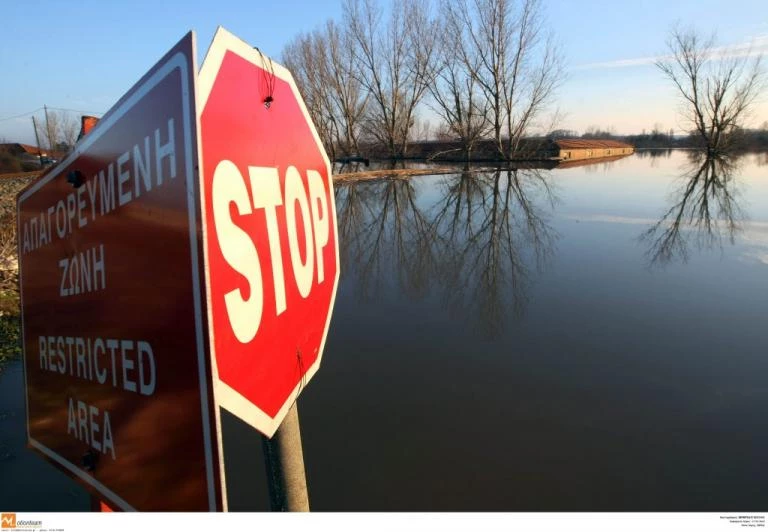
[3,150,768,511]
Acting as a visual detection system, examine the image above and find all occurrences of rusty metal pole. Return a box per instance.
[43,105,52,151]
[261,403,310,511]
[89,494,111,512]
[31,116,43,164]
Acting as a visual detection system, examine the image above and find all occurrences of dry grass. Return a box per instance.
[0,175,35,365]
[0,171,43,180]
[0,175,35,318]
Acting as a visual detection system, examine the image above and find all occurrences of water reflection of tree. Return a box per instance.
[336,167,557,335]
[634,149,673,159]
[641,153,744,265]
[433,169,557,334]
[634,149,673,169]
[336,178,437,300]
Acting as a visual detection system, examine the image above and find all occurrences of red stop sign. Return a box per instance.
[199,29,339,437]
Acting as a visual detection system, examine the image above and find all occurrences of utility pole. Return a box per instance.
[44,104,52,151]
[31,116,43,165]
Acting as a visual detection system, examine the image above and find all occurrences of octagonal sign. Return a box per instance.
[199,28,340,437]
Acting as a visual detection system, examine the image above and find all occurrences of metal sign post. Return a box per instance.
[261,403,310,511]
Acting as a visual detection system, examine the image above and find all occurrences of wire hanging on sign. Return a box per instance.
[293,347,307,404]
[255,47,276,109]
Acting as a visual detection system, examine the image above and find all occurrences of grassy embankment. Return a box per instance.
[0,176,32,367]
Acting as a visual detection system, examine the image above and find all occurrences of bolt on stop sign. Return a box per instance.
[199,28,340,437]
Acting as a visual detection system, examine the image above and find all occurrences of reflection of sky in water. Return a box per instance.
[293,150,768,511]
[336,151,768,334]
[556,150,768,222]
[336,168,558,335]
[552,152,768,279]
[740,223,768,265]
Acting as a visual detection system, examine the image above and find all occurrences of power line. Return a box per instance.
[47,106,105,116]
[0,106,104,123]
[0,108,42,122]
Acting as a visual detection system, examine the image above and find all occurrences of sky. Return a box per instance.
[1,0,767,145]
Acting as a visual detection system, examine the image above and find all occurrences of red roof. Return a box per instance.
[554,138,633,149]
[18,143,42,154]
[0,143,43,155]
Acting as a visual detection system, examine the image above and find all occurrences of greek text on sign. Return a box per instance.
[16,33,221,511]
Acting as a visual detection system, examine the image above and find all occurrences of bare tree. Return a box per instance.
[283,30,338,160]
[283,20,369,161]
[35,109,78,152]
[500,1,563,157]
[640,153,744,265]
[408,118,432,142]
[344,0,439,158]
[60,113,79,149]
[426,1,492,161]
[656,26,765,154]
[324,20,369,157]
[450,0,564,160]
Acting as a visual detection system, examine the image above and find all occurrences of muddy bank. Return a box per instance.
[333,167,459,183]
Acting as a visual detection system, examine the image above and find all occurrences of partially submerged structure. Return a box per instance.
[542,138,634,161]
[553,153,633,169]
[360,137,635,163]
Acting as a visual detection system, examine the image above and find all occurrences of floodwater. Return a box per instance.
[0,361,90,510]
[294,150,768,511]
[4,150,768,511]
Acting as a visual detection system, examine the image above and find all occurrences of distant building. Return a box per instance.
[0,143,44,166]
[0,143,68,168]
[364,136,635,162]
[1,142,42,157]
[541,138,635,161]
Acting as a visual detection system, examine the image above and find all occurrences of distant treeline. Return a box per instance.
[345,125,768,163]
[363,137,553,162]
[623,127,768,151]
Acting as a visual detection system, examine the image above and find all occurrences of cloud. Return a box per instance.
[574,34,768,71]
[573,56,661,71]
